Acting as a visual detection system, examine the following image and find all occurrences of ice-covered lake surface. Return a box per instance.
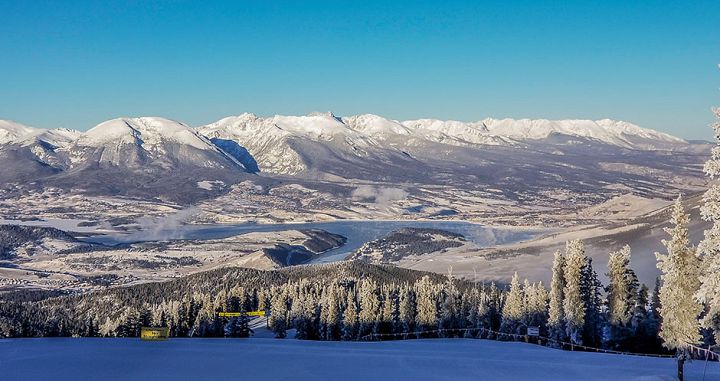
[85,220,546,262]
[1,338,716,381]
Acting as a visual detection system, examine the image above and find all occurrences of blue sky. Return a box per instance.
[1,1,718,139]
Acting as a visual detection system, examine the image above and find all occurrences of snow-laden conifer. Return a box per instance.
[655,196,702,350]
[697,107,720,342]
[501,272,524,334]
[547,250,566,341]
[607,245,638,327]
[563,240,587,345]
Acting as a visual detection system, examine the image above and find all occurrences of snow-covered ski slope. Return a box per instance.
[1,338,718,381]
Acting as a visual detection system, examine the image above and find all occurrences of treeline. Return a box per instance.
[0,254,665,354]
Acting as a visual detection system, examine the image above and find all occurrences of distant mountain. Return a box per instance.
[64,117,246,170]
[0,120,38,144]
[199,112,692,176]
[480,118,685,148]
[0,117,255,203]
[0,113,708,204]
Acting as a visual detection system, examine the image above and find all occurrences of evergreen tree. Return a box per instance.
[485,282,503,332]
[649,278,662,333]
[269,287,289,338]
[631,284,662,353]
[398,285,416,337]
[463,287,481,337]
[342,289,359,340]
[697,107,720,343]
[656,196,702,380]
[656,196,702,349]
[605,245,638,349]
[415,276,439,336]
[439,270,461,337]
[358,279,381,339]
[525,281,548,332]
[580,257,603,347]
[322,285,342,340]
[292,286,319,340]
[547,250,566,343]
[563,240,586,345]
[500,272,525,335]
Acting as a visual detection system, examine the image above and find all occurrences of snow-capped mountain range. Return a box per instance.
[0,112,703,203]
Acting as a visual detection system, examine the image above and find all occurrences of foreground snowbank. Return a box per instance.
[1,338,717,380]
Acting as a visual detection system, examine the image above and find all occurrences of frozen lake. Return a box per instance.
[0,338,715,381]
[84,220,545,262]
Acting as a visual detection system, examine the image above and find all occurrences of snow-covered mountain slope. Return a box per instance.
[0,113,705,205]
[25,128,81,148]
[0,120,39,144]
[200,112,389,175]
[480,118,686,148]
[39,117,259,203]
[0,117,258,203]
[199,112,691,177]
[401,118,514,146]
[67,117,244,170]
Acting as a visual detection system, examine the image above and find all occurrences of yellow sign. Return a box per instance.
[141,327,170,340]
[218,310,266,317]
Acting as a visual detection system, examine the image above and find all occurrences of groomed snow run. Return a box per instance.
[1,338,718,380]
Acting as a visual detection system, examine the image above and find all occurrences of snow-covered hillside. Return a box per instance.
[0,113,705,204]
[198,112,690,175]
[199,112,360,175]
[0,120,80,147]
[68,117,244,169]
[2,338,716,381]
[481,118,686,148]
[0,120,38,144]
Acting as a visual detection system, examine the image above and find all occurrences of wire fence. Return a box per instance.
[688,344,720,362]
[361,326,719,361]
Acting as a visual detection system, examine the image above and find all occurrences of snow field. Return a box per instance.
[1,338,718,381]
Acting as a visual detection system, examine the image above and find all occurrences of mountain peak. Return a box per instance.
[0,120,39,144]
[307,111,338,119]
[80,117,200,146]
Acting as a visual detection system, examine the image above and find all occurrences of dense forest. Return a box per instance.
[0,251,665,354]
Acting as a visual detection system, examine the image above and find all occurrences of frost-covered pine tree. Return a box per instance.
[321,285,342,340]
[415,276,439,335]
[398,284,416,335]
[358,279,381,338]
[605,245,638,348]
[580,257,603,347]
[464,287,481,337]
[656,195,702,381]
[379,285,398,335]
[500,272,525,334]
[342,290,358,341]
[563,240,587,345]
[439,270,461,337]
[547,250,566,342]
[269,286,289,338]
[696,107,720,343]
[486,282,503,332]
[292,286,319,340]
[607,245,638,326]
[525,281,548,330]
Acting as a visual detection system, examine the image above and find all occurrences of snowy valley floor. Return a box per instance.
[1,338,718,381]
